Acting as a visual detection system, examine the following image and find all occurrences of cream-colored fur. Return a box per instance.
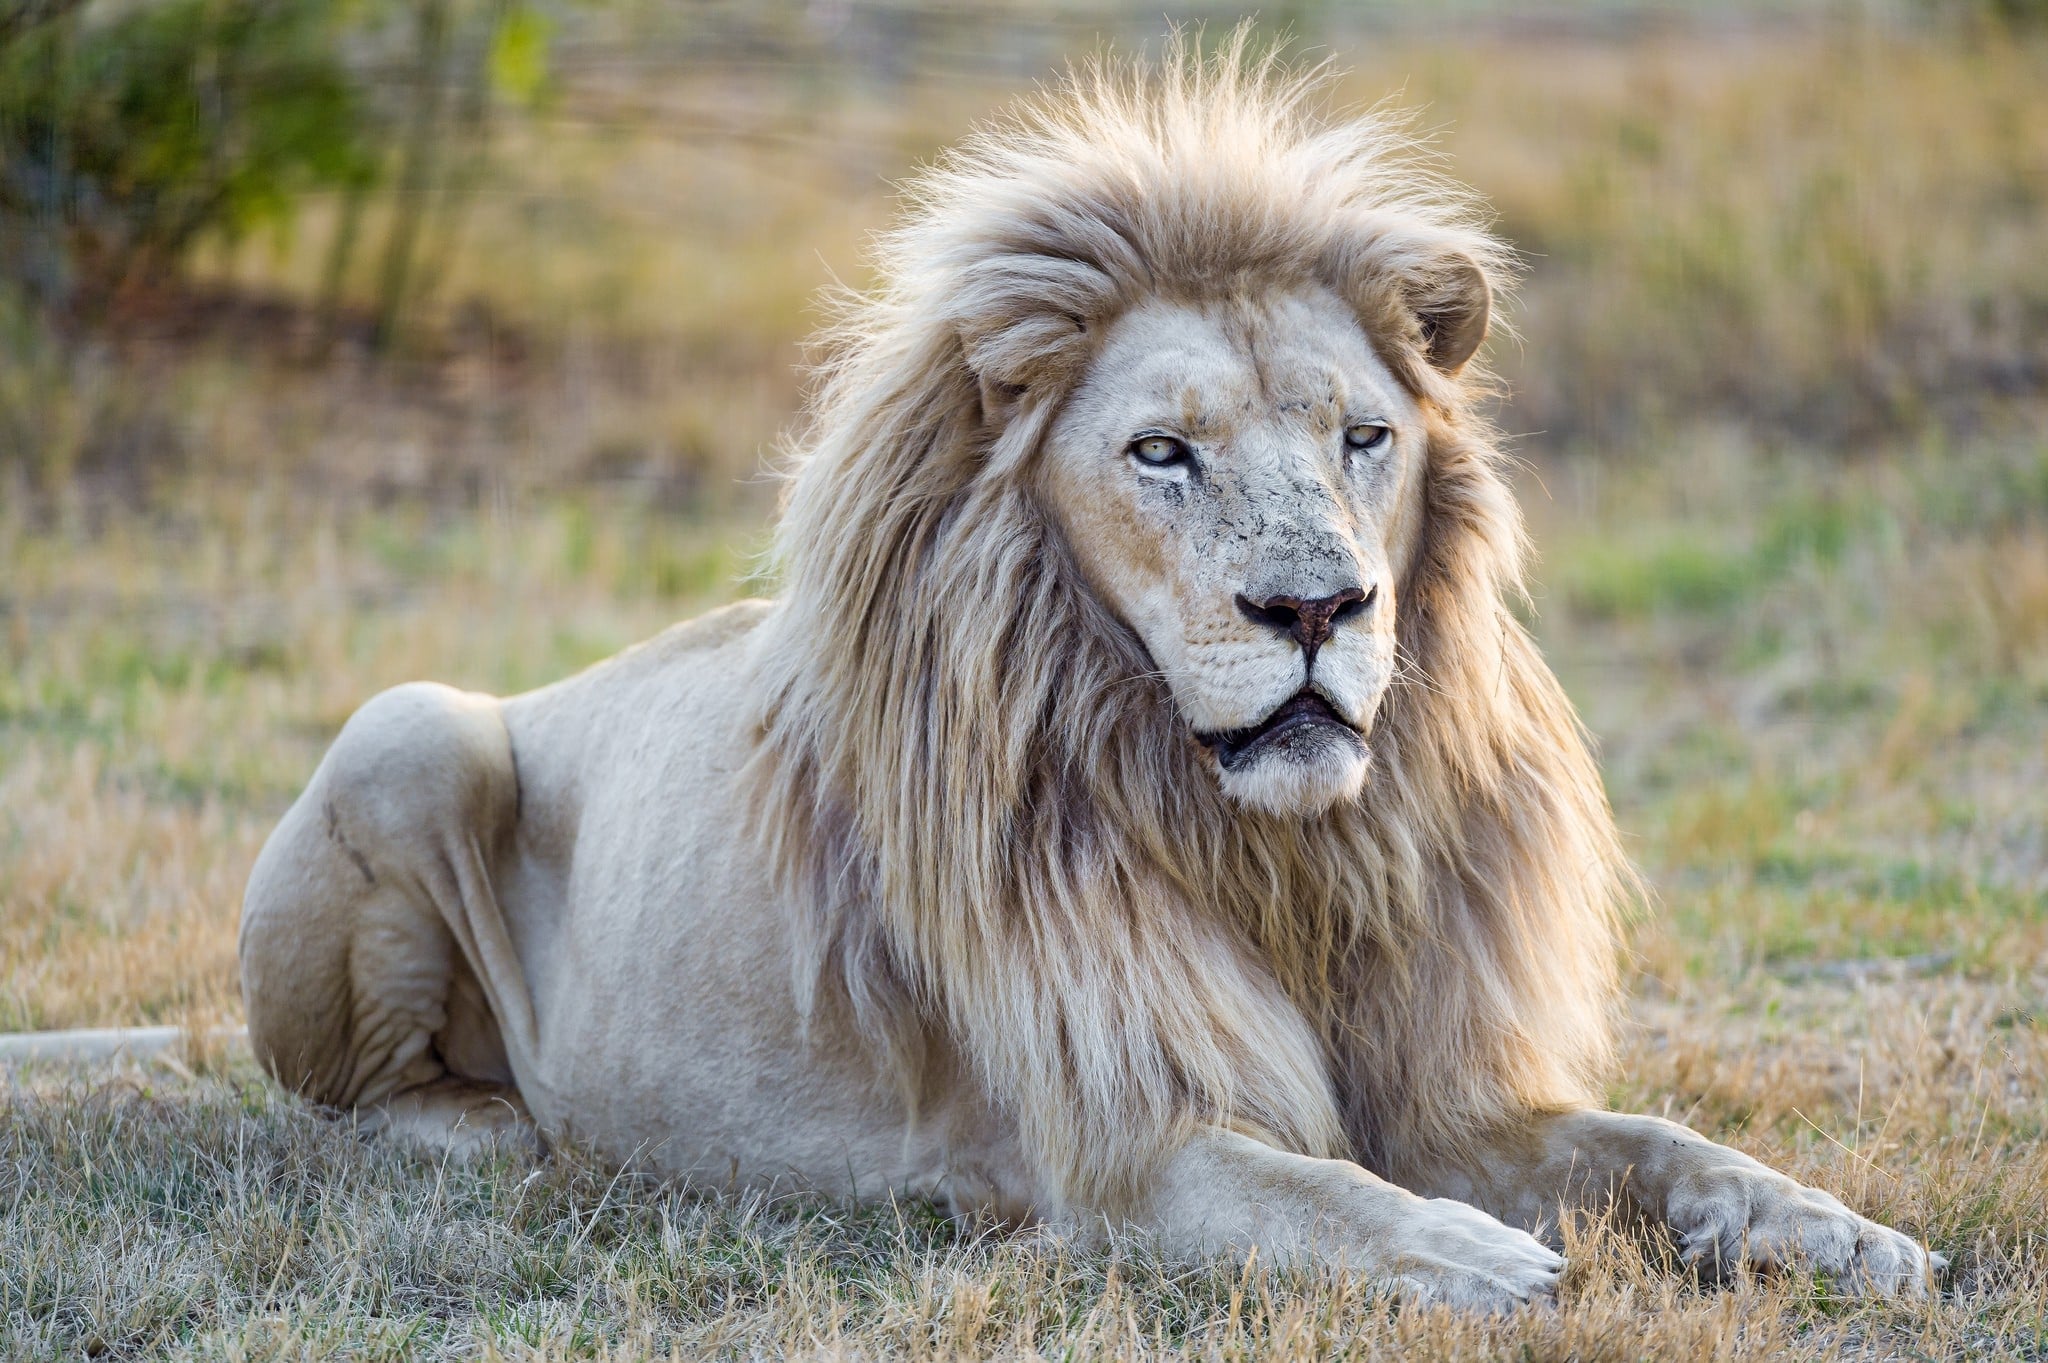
[240,39,1939,1309]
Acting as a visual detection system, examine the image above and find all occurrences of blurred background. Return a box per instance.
[2,0,2045,1035]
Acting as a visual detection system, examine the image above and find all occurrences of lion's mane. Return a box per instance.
[745,38,1633,1213]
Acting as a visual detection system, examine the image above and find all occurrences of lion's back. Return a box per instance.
[496,595,775,834]
[592,596,777,682]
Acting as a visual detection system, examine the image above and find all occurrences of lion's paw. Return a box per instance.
[1667,1167,1942,1298]
[1376,1197,1564,1313]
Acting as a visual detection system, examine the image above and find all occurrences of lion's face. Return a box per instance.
[1040,287,1427,817]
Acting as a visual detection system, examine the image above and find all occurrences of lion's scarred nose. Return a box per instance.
[1235,585,1375,666]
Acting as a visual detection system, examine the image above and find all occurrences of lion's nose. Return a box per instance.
[1235,585,1375,666]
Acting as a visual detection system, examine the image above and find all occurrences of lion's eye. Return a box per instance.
[1129,434,1193,468]
[1345,422,1392,453]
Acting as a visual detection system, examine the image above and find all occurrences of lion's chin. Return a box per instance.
[1213,731,1371,817]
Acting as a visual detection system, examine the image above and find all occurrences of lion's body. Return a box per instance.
[241,40,1938,1307]
[241,602,1041,1211]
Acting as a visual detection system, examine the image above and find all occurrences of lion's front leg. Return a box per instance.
[1123,1127,1563,1311]
[1418,1110,1942,1297]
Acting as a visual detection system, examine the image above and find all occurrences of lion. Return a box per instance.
[239,42,1940,1309]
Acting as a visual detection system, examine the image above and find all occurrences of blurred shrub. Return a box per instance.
[1943,0,2048,29]
[0,0,380,315]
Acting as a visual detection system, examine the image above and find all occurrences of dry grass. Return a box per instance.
[3,13,2047,1361]
[2,972,2042,1359]
[0,490,750,1032]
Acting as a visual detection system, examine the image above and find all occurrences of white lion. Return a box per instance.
[240,44,1939,1309]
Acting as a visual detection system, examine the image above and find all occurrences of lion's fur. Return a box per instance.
[744,38,1634,1212]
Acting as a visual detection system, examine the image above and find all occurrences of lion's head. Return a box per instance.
[1039,277,1484,815]
[748,37,1629,1207]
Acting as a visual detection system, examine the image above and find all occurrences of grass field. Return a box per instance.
[3,10,2047,1360]
[5,432,2048,1360]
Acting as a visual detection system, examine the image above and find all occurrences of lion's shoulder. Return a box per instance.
[513,598,775,716]
[502,597,776,794]
[642,597,776,656]
[606,597,776,672]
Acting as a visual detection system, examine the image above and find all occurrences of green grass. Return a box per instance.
[1550,493,1868,621]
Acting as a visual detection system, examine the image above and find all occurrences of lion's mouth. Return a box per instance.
[1196,689,1363,771]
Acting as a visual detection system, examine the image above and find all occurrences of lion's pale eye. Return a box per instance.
[1129,434,1193,468]
[1345,422,1392,454]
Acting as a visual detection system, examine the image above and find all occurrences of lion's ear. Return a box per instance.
[976,374,1027,428]
[1331,230,1497,379]
[1409,252,1491,375]
[962,311,1088,429]
[951,254,1108,430]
